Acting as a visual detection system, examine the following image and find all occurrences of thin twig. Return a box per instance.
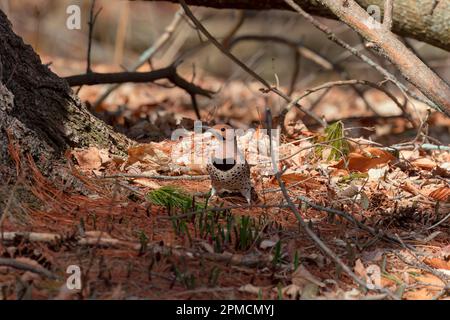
[1,231,272,268]
[275,161,398,298]
[264,105,397,299]
[190,93,201,119]
[228,35,333,70]
[86,0,101,74]
[179,0,325,127]
[228,34,382,116]
[221,11,246,47]
[283,0,439,113]
[102,173,210,181]
[93,9,185,108]
[297,195,410,248]
[284,78,416,127]
[393,236,450,284]
[65,65,213,98]
[289,49,301,95]
[426,212,450,231]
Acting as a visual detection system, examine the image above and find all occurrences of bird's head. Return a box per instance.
[210,124,234,141]
[206,124,238,160]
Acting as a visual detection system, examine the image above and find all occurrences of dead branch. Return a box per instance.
[228,35,333,71]
[221,11,246,47]
[0,258,59,280]
[178,0,326,128]
[393,236,450,282]
[1,231,272,268]
[93,9,185,108]
[228,35,389,117]
[65,65,213,99]
[383,0,394,30]
[264,107,398,298]
[275,173,398,298]
[296,195,411,248]
[313,0,450,117]
[280,79,417,129]
[102,173,210,180]
[283,0,440,115]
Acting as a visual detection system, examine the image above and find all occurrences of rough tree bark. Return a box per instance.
[0,10,130,179]
[141,0,450,52]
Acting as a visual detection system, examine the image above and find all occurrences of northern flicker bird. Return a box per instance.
[206,124,255,204]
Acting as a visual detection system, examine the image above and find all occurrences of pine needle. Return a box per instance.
[146,186,205,211]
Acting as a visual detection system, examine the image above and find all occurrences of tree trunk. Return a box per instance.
[141,0,450,51]
[0,10,130,179]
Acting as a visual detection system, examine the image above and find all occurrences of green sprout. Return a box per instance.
[316,121,350,161]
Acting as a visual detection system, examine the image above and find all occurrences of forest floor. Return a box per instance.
[0,55,449,300]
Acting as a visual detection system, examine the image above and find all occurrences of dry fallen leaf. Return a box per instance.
[400,181,421,196]
[354,259,381,289]
[380,276,396,288]
[411,158,437,171]
[403,288,435,300]
[239,284,261,295]
[125,142,171,170]
[292,265,325,288]
[354,259,366,278]
[440,245,450,259]
[72,147,103,170]
[365,264,382,289]
[270,172,321,190]
[403,271,445,300]
[333,147,396,172]
[368,165,388,181]
[413,273,446,288]
[424,258,450,271]
[337,184,359,199]
[132,178,161,189]
[259,239,277,250]
[432,166,450,178]
[428,186,450,202]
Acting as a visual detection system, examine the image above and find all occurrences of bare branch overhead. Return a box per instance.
[133,0,450,51]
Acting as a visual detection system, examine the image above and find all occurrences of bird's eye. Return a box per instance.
[220,127,225,132]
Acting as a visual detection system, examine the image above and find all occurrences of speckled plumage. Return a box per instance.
[206,124,254,204]
[206,157,252,203]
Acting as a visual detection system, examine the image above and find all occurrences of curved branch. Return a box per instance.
[228,35,333,70]
[281,79,417,127]
[64,65,213,98]
[285,0,450,117]
[229,34,385,116]
[178,0,326,128]
[312,0,450,117]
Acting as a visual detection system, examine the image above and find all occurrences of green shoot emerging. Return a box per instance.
[316,120,350,161]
